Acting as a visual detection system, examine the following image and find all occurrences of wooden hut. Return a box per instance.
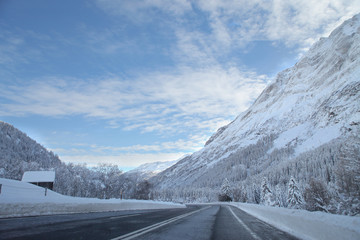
[22,171,55,190]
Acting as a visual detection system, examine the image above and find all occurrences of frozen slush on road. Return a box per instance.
[0,178,184,218]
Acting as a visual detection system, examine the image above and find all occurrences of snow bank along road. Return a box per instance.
[0,205,297,240]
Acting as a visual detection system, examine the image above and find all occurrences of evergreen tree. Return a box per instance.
[218,178,232,202]
[275,185,285,207]
[287,176,303,209]
[261,177,275,206]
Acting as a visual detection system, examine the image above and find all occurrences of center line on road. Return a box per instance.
[227,206,262,240]
[110,206,211,240]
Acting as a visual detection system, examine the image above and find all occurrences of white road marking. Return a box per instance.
[227,206,262,240]
[110,206,211,240]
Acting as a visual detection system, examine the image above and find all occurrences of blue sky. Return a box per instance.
[1,0,359,170]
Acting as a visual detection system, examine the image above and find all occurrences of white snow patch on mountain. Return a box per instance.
[295,125,342,155]
[128,159,178,175]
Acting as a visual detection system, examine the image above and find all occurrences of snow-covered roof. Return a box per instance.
[22,171,55,183]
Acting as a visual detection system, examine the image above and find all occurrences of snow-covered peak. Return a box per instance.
[206,13,360,155]
[153,13,360,190]
[128,160,178,175]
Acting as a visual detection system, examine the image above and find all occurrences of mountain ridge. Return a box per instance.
[150,14,360,211]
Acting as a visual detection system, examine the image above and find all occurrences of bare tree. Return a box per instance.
[304,178,330,212]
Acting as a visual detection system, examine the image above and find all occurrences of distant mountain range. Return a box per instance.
[126,159,180,178]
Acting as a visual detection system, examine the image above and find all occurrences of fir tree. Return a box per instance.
[218,178,232,202]
[261,177,275,206]
[287,176,303,209]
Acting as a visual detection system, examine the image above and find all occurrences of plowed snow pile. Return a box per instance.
[0,178,184,218]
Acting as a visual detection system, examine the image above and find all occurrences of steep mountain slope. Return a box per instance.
[0,121,61,180]
[151,14,360,203]
[0,122,127,199]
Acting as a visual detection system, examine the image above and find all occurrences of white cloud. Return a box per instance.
[0,66,267,134]
[96,0,360,53]
[0,29,30,66]
[48,134,207,167]
[262,0,360,48]
[54,134,206,155]
[95,0,191,21]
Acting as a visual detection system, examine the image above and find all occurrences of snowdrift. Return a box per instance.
[0,178,184,218]
[231,203,360,240]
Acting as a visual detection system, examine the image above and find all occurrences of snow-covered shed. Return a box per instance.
[22,171,55,190]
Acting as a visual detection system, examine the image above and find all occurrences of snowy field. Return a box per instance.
[0,178,184,218]
[230,202,360,240]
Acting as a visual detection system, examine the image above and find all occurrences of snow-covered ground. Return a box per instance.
[230,202,360,240]
[0,178,184,218]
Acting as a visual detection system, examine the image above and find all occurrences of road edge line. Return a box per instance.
[227,206,262,240]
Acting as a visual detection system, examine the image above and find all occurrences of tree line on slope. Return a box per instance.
[151,135,360,216]
[0,122,150,200]
[219,176,332,213]
[1,121,359,215]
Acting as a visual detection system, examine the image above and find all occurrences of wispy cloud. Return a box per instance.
[96,0,360,53]
[262,0,360,49]
[79,25,137,55]
[48,133,206,167]
[0,66,267,134]
[0,29,31,69]
[95,0,191,21]
[52,134,207,155]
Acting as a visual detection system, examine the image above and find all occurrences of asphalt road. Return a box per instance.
[0,205,298,240]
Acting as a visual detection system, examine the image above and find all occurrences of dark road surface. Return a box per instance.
[0,205,298,240]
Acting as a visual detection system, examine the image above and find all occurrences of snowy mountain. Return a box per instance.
[0,122,126,200]
[0,121,61,180]
[151,14,360,210]
[126,160,179,178]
